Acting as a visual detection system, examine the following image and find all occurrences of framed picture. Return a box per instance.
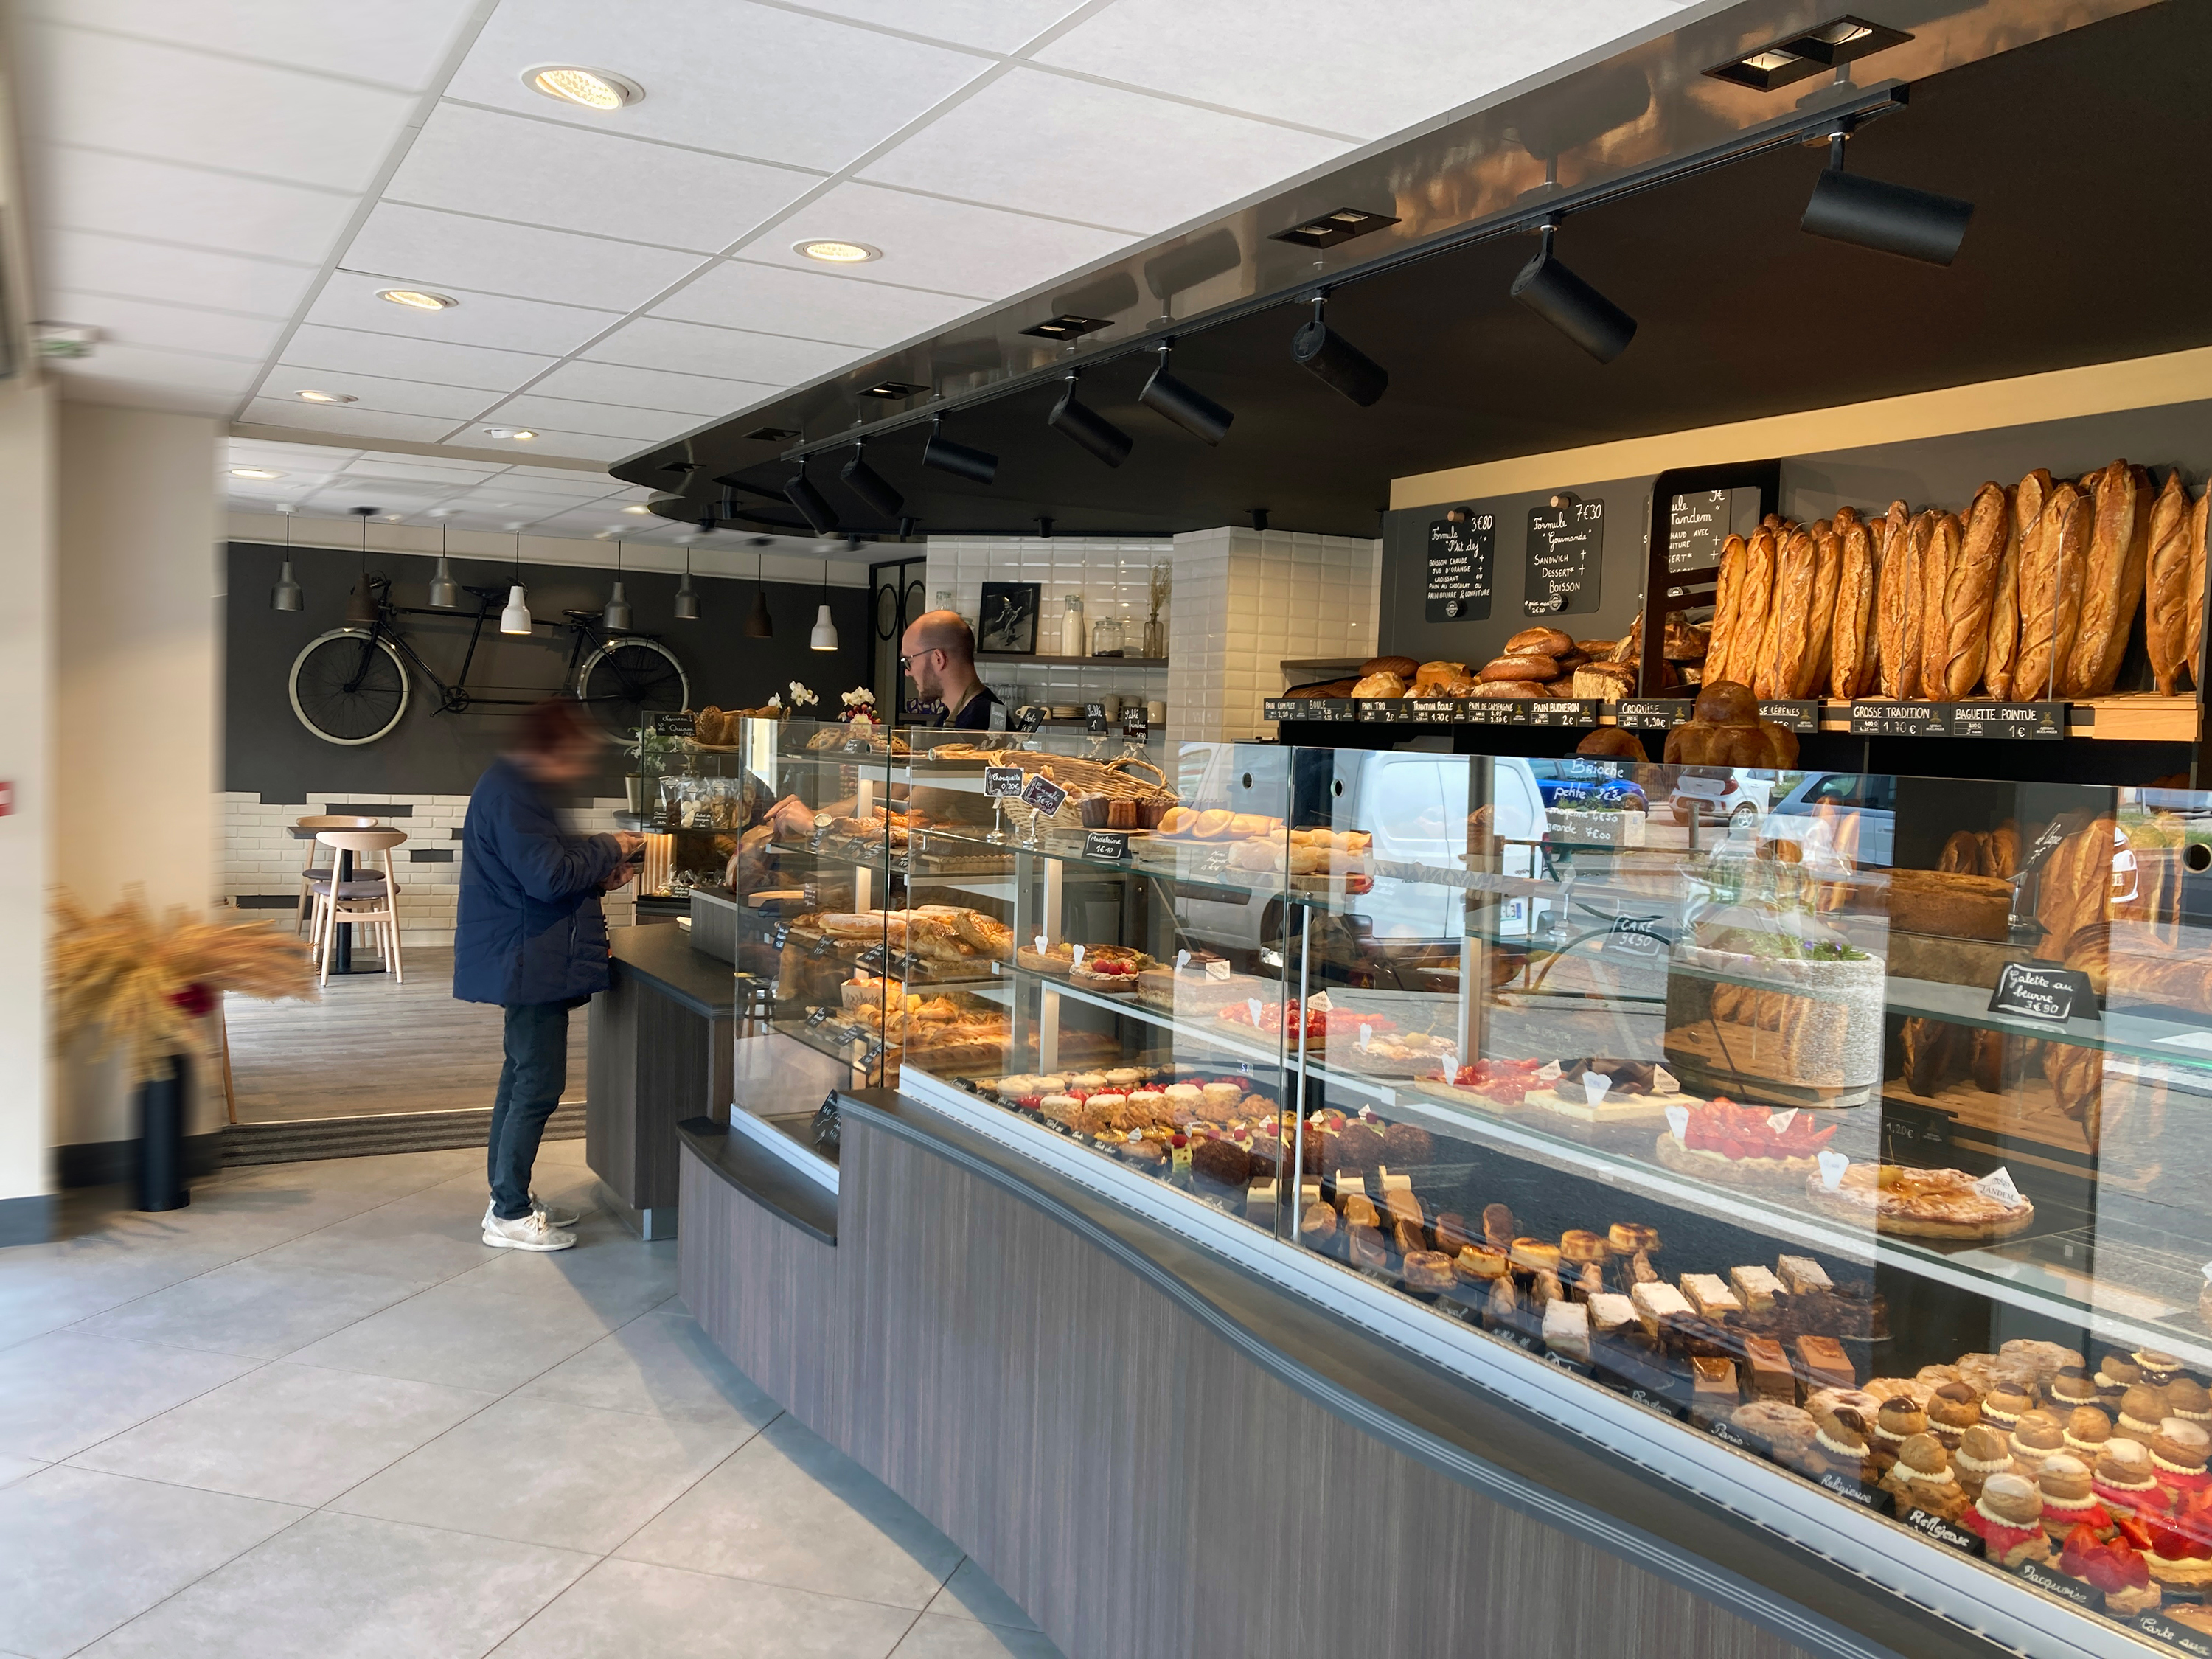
[977,581,1040,655]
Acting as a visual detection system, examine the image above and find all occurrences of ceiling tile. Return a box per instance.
[300,479,463,512]
[38,145,359,264]
[653,258,975,349]
[283,323,557,392]
[462,427,643,464]
[584,316,859,386]
[341,202,709,312]
[51,341,262,392]
[356,449,507,474]
[60,374,241,415]
[476,394,698,443]
[342,459,503,485]
[443,0,991,173]
[25,0,481,88]
[304,271,622,357]
[227,437,362,468]
[796,0,1088,52]
[39,229,317,319]
[504,465,627,487]
[753,181,1132,299]
[1034,0,1683,140]
[27,24,416,194]
[258,365,495,420]
[386,103,818,255]
[523,359,776,417]
[239,400,465,442]
[858,66,1349,234]
[45,290,288,360]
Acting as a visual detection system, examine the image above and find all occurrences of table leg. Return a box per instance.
[334,849,353,973]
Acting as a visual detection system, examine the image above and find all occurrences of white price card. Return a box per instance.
[1665,1104,1690,1145]
[1307,990,1334,1012]
[1582,1072,1612,1108]
[1817,1150,1851,1191]
[1357,1024,1372,1051]
[1206,959,1231,981]
[1973,1166,2022,1207]
[1248,997,1265,1027]
[1176,948,1191,970]
[1034,933,1048,955]
[1767,1108,1798,1134]
[1653,1065,1678,1093]
[1537,1059,1563,1082]
[1071,944,1085,967]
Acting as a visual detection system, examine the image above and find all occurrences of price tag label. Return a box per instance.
[1848,701,1950,737]
[1262,698,1301,722]
[2135,1611,2212,1656]
[1121,707,1150,740]
[1757,699,1820,733]
[1248,997,1265,1027]
[1408,698,1460,723]
[1973,1166,2023,1207]
[1357,699,1405,723]
[810,933,833,959]
[1021,773,1068,817]
[1615,698,1694,731]
[1582,1072,1611,1108]
[1600,916,1669,958]
[1082,830,1130,861]
[1814,1470,1893,1513]
[1899,1507,1986,1557]
[1205,959,1231,981]
[1949,701,2066,742]
[1817,1150,1850,1190]
[1988,961,2092,1023]
[1070,945,1085,968]
[1084,702,1107,734]
[772,924,790,948]
[1767,1108,1798,1133]
[983,765,1025,799]
[1526,698,1599,728]
[2013,1559,2095,1609]
[805,1007,832,1028]
[1665,1104,1690,1144]
[1458,699,1527,726]
[1012,705,1046,733]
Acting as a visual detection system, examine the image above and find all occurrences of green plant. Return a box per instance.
[626,722,679,772]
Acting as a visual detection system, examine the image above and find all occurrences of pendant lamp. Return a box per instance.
[809,556,838,652]
[674,540,700,621]
[603,538,632,631]
[499,530,532,635]
[270,511,302,611]
[428,523,459,608]
[343,506,378,625]
[745,543,772,638]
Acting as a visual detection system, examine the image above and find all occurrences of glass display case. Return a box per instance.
[882,734,2212,1655]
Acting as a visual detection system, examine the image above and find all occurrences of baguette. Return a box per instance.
[2065,460,2152,697]
[1798,512,1846,697]
[2013,482,2089,703]
[1707,534,1747,690]
[1829,509,1878,700]
[2190,487,2208,686]
[1727,527,1777,688]
[1917,511,1958,698]
[1986,470,2051,699]
[2146,468,2193,695]
[1874,501,1917,699]
[1938,484,2008,697]
[1759,524,1818,699]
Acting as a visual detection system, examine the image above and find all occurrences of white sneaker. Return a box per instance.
[482,1211,576,1252]
[482,1194,581,1229]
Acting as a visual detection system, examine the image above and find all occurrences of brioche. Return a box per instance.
[1874,502,1917,699]
[2065,461,2152,697]
[1986,470,2049,699]
[1573,726,1647,760]
[2146,469,2193,695]
[1661,679,1798,768]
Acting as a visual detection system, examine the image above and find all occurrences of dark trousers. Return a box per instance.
[488,1002,569,1221]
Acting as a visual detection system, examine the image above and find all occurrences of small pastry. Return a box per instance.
[1775,1254,1832,1295]
[1871,1395,1929,1472]
[1543,1299,1592,1364]
[1916,1363,1963,1388]
[1730,1400,1817,1462]
[1509,1237,1561,1276]
[1955,1425,2015,1500]
[1340,1194,1380,1231]
[1606,1222,1659,1256]
[1482,1203,1516,1248]
[1966,1472,2054,1567]
[1528,1269,1564,1310]
[1380,1123,1433,1166]
[1382,1187,1424,1234]
[1926,1382,1982,1448]
[1690,1357,1738,1414]
[1432,1212,1472,1254]
[1484,1276,1519,1329]
[2118,1385,2171,1445]
[1880,1433,1967,1522]
[1199,1081,1242,1109]
[2094,1351,2142,1405]
[1559,1229,1607,1266]
[2049,1365,2100,1411]
[1980,1380,2034,1430]
[1573,1262,1607,1301]
[1402,1250,1455,1295]
[1742,1336,1797,1403]
[1629,1280,1691,1335]
[1348,1222,1390,1273]
[1392,1219,1427,1260]
[2136,1349,2185,1388]
[2064,1405,2115,1458]
[2152,1417,2212,1496]
[1299,1201,1338,1249]
[2095,1439,2162,1517]
[1805,1386,1882,1424]
[1863,1377,1935,1410]
[1626,1249,1659,1286]
[1794,1335,1855,1394]
[1038,1093,1082,1124]
[1127,1088,1165,1113]
[2009,1409,2067,1476]
[1453,1243,1509,1282]
[1955,1352,2003,1396]
[1679,1273,1741,1320]
[2036,1453,2107,1543]
[2168,1377,2212,1425]
[1067,1072,1108,1092]
[1586,1293,1635,1340]
[1801,1402,1877,1485]
[2000,1338,2081,1391]
[1729,1265,1783,1315]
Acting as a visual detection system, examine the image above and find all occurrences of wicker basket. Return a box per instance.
[951,751,1174,839]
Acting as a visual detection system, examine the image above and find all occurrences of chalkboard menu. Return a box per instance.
[1425,512,1494,622]
[1524,494,1604,616]
[1666,490,1731,574]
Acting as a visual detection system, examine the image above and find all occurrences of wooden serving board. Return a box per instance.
[1880,1071,2161,1190]
[1662,1019,1873,1110]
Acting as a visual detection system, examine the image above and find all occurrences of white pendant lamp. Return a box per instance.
[270,511,302,611]
[603,538,632,632]
[499,529,532,635]
[428,524,459,608]
[809,557,838,651]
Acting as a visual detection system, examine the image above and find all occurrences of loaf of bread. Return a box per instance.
[1507,626,1573,657]
[1360,655,1419,679]
[1470,679,1540,699]
[1938,484,2008,697]
[2033,815,2115,962]
[1725,528,1777,689]
[1759,524,1817,699]
[2191,487,2208,686]
[2064,460,2152,697]
[1707,534,1746,691]
[1797,512,1846,698]
[1937,829,1985,874]
[1572,661,1636,700]
[2146,469,2193,695]
[2013,481,2089,703]
[1574,726,1648,760]
[1985,470,2050,700]
[1477,654,1557,682]
[1986,822,2020,879]
[1887,869,2013,942]
[1916,511,1958,698]
[1660,680,1799,768]
[1874,501,1917,698]
[1900,1016,1958,1095]
[1349,670,1407,698]
[1829,509,1878,700]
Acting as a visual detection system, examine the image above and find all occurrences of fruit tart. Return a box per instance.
[2061,1518,2162,1615]
[1655,1098,1836,1191]
[2145,1484,2212,1588]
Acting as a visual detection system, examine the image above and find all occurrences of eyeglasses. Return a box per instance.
[899,648,942,669]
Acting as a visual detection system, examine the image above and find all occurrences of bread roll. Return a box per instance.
[1799,512,1846,697]
[1477,654,1557,683]
[1874,501,1917,699]
[1574,727,1648,760]
[1938,829,1985,875]
[2065,461,2152,697]
[2013,482,2088,703]
[1349,671,1407,698]
[1830,510,1878,700]
[1986,471,2049,699]
[2146,469,2193,695]
[1938,484,2008,698]
[1706,534,1746,690]
[1917,511,1958,699]
[1987,823,2020,880]
[2190,487,2208,686]
[1470,679,1540,699]
[1725,528,1777,689]
[1506,626,1573,657]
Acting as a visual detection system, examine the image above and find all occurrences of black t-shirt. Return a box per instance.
[937,684,1004,730]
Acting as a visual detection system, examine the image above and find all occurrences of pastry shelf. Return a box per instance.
[1877,974,2212,1074]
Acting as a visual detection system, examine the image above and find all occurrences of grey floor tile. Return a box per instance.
[0,1239,244,1352]
[0,1332,259,1461]
[69,1362,495,1507]
[488,1557,917,1658]
[928,1558,1039,1630]
[0,1465,304,1658]
[515,1309,780,1425]
[451,1231,679,1329]
[70,1256,423,1359]
[74,1510,591,1659]
[333,1393,747,1554]
[618,1414,962,1610]
[0,1456,40,1489]
[891,1613,1063,1659]
[249,1190,504,1289]
[281,1277,616,1394]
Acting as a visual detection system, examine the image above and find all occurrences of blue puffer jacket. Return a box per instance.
[453,757,625,1006]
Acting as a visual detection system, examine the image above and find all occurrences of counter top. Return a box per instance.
[609,924,734,1018]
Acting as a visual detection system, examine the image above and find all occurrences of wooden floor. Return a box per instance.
[223,947,589,1124]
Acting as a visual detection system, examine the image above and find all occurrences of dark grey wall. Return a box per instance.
[226,540,869,801]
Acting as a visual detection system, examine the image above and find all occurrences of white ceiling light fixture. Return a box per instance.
[810,557,838,652]
[795,240,880,265]
[376,288,458,310]
[524,66,643,111]
[296,389,356,405]
[622,504,652,515]
[230,467,285,480]
[500,527,532,636]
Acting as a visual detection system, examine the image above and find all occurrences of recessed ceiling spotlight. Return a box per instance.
[1270,207,1401,251]
[524,65,642,111]
[1704,15,1911,91]
[482,428,537,442]
[377,288,458,310]
[622,504,652,514]
[229,467,285,479]
[1020,313,1113,341]
[795,240,880,265]
[858,380,923,400]
[744,425,800,442]
[296,389,356,404]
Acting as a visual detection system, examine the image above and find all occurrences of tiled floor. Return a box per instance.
[0,1143,1062,1659]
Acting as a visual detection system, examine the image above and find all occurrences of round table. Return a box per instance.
[290,823,406,974]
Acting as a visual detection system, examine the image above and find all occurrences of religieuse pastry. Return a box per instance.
[1955,1425,2017,1502]
[2095,1439,2163,1518]
[2009,1410,2068,1478]
[2035,1453,2110,1544]
[1964,1472,2056,1567]
[1881,1433,1969,1523]
[1927,1382,1984,1450]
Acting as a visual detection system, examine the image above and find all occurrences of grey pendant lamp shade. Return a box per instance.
[809,557,838,651]
[343,506,378,625]
[270,512,302,611]
[745,545,772,638]
[603,539,632,632]
[674,541,700,621]
[428,523,459,608]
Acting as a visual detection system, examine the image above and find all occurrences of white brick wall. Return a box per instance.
[222,791,630,946]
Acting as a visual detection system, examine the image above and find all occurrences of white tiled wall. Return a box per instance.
[221,791,630,947]
[924,535,1172,717]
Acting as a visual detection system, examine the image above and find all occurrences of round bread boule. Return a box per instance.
[1478,653,1559,683]
[1691,679,1760,725]
[1506,626,1573,657]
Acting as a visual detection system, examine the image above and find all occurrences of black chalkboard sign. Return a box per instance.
[1524,494,1604,616]
[1082,831,1130,861]
[1021,773,1067,816]
[1425,512,1495,622]
[1948,702,2065,742]
[653,710,697,736]
[1121,707,1150,740]
[1666,490,1732,575]
[1989,961,2093,1023]
[982,765,1025,799]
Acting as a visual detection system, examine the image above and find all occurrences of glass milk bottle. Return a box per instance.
[1059,594,1085,658]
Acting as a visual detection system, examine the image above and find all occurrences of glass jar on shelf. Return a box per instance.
[1092,614,1124,657]
[1059,594,1085,658]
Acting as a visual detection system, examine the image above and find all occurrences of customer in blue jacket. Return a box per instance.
[456,698,643,1251]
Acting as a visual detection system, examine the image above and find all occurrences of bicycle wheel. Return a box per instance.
[576,637,689,735]
[290,629,409,745]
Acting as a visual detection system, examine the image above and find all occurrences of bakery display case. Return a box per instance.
[883,733,2212,1655]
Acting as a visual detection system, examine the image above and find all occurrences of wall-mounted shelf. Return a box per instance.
[977,653,1169,668]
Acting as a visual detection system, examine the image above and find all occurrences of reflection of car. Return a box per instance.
[1667,770,1775,829]
[1764,772,1897,866]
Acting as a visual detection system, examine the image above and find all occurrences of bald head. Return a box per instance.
[904,610,974,664]
[900,608,978,704]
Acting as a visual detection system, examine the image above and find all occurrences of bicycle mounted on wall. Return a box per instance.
[287,575,689,746]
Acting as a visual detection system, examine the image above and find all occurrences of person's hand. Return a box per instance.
[612,830,647,859]
[602,863,636,890]
[763,795,814,840]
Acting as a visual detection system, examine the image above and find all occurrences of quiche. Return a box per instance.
[1806,1164,2034,1241]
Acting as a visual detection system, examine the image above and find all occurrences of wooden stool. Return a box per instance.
[309,829,408,987]
[292,815,381,936]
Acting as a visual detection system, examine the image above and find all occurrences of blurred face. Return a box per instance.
[521,736,597,786]
[900,625,947,700]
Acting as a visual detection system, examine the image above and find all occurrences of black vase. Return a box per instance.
[134,1053,191,1212]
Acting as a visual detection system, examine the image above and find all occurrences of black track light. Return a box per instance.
[745,544,772,638]
[1510,220,1636,364]
[1047,370,1133,468]
[921,415,998,485]
[1290,293,1388,407]
[840,441,904,518]
[783,462,835,537]
[1138,341,1233,445]
[1801,128,1971,266]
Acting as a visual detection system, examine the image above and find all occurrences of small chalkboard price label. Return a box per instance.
[1084,702,1107,734]
[1601,916,1669,959]
[1408,698,1459,723]
[1262,698,1297,722]
[1021,773,1068,817]
[2013,1559,2096,1609]
[1357,698,1411,723]
[1757,699,1821,733]
[1705,1417,1755,1452]
[1121,707,1150,740]
[1949,701,2066,741]
[1989,961,2093,1023]
[1526,698,1599,728]
[1900,1507,1985,1557]
[1848,701,1950,737]
[653,709,697,736]
[1622,1385,1687,1421]
[983,765,1026,799]
[1524,493,1605,617]
[1012,705,1046,733]
[1540,1350,1594,1380]
[1815,1471,1893,1514]
[1881,1098,1952,1152]
[1616,698,1694,731]
[1082,831,1130,861]
[1458,699,1527,726]
[805,1006,832,1028]
[2137,1611,2212,1656]
[1425,510,1495,622]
